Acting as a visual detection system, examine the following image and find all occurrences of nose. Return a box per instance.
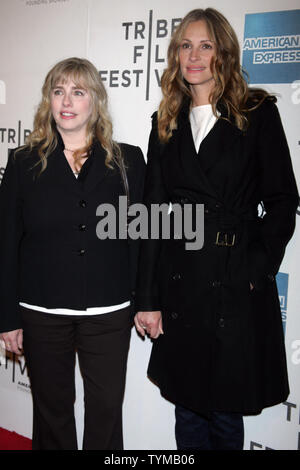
[62,92,72,107]
[189,46,201,61]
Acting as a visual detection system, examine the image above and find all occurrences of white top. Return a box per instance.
[189,104,218,153]
[19,172,130,316]
[19,300,131,316]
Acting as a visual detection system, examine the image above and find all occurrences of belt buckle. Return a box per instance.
[215,231,236,247]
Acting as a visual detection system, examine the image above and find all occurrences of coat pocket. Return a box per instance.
[247,239,271,291]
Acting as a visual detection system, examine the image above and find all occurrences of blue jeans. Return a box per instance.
[175,405,244,450]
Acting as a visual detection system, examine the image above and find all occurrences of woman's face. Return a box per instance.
[179,20,216,94]
[50,77,93,139]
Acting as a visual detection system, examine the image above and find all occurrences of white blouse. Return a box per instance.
[189,104,218,153]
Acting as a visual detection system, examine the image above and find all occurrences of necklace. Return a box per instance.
[64,148,77,152]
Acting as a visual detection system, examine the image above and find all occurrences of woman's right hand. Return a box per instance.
[0,329,23,355]
[134,311,163,339]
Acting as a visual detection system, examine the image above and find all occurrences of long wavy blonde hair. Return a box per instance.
[20,57,121,173]
[158,8,269,142]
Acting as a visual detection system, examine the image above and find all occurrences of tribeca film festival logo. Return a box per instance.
[99,11,182,100]
[96,197,204,251]
[0,122,31,184]
[251,401,300,450]
[0,79,7,183]
[242,9,300,84]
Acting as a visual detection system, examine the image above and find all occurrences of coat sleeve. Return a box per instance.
[0,151,24,333]
[135,114,170,311]
[249,99,299,288]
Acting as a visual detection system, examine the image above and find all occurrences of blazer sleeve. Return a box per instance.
[0,151,24,333]
[135,114,170,311]
[124,145,146,299]
[249,99,299,288]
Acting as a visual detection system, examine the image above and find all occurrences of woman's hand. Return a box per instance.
[0,329,23,355]
[134,311,163,339]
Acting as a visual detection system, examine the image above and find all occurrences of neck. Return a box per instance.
[58,129,87,151]
[190,79,215,107]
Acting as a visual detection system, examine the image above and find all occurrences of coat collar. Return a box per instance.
[47,131,110,195]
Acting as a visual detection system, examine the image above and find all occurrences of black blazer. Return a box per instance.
[136,97,299,416]
[0,136,145,333]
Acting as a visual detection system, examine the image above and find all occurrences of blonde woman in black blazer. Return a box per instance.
[134,9,298,450]
[0,57,145,450]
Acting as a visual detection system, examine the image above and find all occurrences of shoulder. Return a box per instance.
[120,142,144,160]
[10,146,40,165]
[151,111,158,122]
[3,146,44,185]
[247,93,278,115]
[4,146,38,173]
[246,94,281,128]
[119,143,145,170]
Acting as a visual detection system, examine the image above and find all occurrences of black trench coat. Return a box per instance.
[136,97,299,416]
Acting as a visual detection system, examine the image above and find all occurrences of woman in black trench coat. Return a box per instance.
[134,8,299,450]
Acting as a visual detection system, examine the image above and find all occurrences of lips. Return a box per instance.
[60,112,77,119]
[187,67,205,72]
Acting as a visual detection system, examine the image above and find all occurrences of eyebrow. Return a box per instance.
[181,38,213,42]
[52,85,86,90]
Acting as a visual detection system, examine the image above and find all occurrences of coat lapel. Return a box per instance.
[171,106,217,200]
[173,101,243,200]
[197,114,243,174]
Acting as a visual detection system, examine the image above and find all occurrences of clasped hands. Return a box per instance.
[134,283,254,339]
[134,311,163,339]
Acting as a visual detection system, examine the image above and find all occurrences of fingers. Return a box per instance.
[17,330,23,352]
[0,330,23,355]
[134,315,146,337]
[159,317,164,335]
[149,317,164,339]
[134,312,163,339]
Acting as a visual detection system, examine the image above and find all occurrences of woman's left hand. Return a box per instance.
[134,311,163,339]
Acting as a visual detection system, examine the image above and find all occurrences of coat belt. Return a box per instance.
[171,197,259,247]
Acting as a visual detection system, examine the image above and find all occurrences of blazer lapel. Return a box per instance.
[82,142,109,194]
[47,146,83,195]
[46,138,109,195]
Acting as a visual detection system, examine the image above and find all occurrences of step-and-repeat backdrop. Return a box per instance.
[0,0,299,450]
